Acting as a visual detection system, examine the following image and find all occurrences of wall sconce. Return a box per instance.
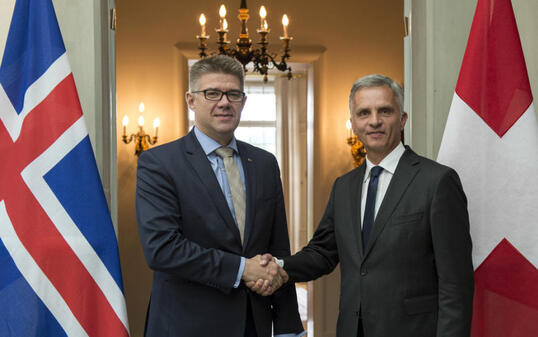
[346,120,366,167]
[122,102,160,156]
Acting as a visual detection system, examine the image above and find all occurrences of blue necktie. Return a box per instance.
[362,166,383,251]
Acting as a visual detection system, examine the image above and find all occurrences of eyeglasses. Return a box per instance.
[191,89,245,102]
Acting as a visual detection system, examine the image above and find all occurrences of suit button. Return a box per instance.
[360,268,367,276]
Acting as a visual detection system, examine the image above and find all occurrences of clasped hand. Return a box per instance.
[242,254,288,296]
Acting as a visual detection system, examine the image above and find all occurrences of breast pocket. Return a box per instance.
[254,195,276,225]
[391,212,424,227]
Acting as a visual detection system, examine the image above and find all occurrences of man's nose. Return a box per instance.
[368,111,381,126]
[217,93,231,105]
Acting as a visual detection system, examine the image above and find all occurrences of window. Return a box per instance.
[235,78,277,155]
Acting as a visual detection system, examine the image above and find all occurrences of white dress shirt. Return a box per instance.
[360,142,406,228]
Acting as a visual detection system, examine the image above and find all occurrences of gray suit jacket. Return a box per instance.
[284,147,474,337]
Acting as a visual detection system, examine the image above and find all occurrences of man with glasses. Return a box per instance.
[136,55,304,337]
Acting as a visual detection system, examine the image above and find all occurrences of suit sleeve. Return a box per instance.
[136,150,241,294]
[430,169,474,337]
[283,179,340,282]
[267,160,305,335]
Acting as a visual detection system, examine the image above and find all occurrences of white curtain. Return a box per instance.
[275,75,308,254]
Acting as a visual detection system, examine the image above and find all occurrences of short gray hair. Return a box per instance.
[189,55,245,91]
[348,74,404,115]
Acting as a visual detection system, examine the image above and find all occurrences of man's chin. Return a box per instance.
[364,145,390,158]
[364,142,386,152]
[215,124,239,136]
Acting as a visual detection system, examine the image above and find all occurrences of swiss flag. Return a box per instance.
[437,0,538,336]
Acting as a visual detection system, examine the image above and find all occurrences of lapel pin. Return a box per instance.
[248,158,253,162]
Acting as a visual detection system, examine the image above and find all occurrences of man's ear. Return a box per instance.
[400,111,408,129]
[185,91,195,109]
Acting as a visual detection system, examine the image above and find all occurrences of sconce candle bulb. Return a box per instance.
[346,120,352,137]
[153,118,160,138]
[122,115,129,135]
[346,119,366,167]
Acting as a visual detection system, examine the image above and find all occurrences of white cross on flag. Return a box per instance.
[437,0,538,336]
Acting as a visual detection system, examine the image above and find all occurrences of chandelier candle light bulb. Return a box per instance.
[199,14,207,36]
[259,6,267,31]
[219,5,227,30]
[282,14,289,38]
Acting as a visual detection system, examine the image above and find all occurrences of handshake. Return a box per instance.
[241,253,287,296]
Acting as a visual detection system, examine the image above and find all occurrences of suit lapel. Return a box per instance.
[237,141,255,251]
[184,131,242,246]
[363,148,421,258]
[350,164,366,257]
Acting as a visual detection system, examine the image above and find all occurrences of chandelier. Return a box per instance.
[196,0,293,82]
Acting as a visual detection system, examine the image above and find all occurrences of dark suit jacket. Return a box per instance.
[283,147,474,337]
[136,130,303,337]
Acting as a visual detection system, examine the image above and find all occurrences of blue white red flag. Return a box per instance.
[437,0,538,336]
[0,1,129,336]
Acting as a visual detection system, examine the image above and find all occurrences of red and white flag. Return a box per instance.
[437,0,538,336]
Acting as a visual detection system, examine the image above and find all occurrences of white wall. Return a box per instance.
[0,2,16,57]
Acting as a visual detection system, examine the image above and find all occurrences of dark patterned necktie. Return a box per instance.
[362,166,383,251]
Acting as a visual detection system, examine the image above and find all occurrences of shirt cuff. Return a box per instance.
[274,257,284,267]
[234,257,246,288]
[275,332,306,337]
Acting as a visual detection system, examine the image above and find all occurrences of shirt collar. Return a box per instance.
[363,142,405,182]
[193,126,239,156]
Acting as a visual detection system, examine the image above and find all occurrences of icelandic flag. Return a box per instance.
[0,1,130,336]
[437,0,538,336]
